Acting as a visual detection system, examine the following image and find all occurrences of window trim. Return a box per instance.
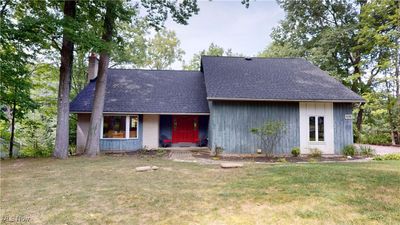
[100,115,139,140]
[308,115,325,143]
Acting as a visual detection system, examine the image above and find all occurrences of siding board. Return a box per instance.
[333,103,354,154]
[210,101,300,154]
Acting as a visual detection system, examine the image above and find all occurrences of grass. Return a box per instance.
[1,156,399,225]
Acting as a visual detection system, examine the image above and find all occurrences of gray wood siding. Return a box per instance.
[333,103,353,154]
[100,115,143,151]
[209,101,300,154]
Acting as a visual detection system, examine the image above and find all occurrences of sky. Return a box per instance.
[164,1,285,68]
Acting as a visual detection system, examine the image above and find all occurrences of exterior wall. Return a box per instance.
[100,115,143,151]
[77,114,91,154]
[333,103,354,154]
[209,101,300,154]
[299,102,334,154]
[142,114,160,149]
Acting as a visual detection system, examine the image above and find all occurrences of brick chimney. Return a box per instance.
[87,53,99,81]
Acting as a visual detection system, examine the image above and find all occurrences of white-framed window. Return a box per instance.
[101,115,139,139]
[309,116,324,142]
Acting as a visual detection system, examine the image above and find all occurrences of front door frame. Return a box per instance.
[171,115,199,144]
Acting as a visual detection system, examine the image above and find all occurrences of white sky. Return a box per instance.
[164,1,285,69]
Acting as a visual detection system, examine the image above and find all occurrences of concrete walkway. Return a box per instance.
[355,144,400,155]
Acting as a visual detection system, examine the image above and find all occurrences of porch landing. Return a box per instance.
[159,146,210,151]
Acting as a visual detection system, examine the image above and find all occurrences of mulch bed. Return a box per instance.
[192,151,367,163]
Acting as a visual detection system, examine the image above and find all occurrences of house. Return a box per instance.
[70,55,364,155]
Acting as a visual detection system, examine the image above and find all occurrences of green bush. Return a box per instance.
[342,145,356,156]
[277,157,287,163]
[309,148,322,158]
[291,147,300,157]
[359,145,375,157]
[214,146,224,157]
[360,133,391,145]
[373,153,400,161]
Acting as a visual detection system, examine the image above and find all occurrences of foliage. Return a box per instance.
[291,147,300,157]
[373,153,400,161]
[145,29,184,69]
[342,145,357,156]
[183,43,241,70]
[277,157,287,163]
[214,146,224,157]
[358,145,375,157]
[267,0,400,143]
[250,120,286,156]
[309,148,322,158]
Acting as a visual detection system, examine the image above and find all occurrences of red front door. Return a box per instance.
[172,116,199,143]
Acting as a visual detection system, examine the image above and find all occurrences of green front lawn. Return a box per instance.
[1,156,399,224]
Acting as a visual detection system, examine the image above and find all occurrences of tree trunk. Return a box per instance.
[84,0,115,157]
[53,0,76,159]
[9,98,16,159]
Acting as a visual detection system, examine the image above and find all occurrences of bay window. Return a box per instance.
[102,115,139,139]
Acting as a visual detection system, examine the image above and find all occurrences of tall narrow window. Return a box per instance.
[309,117,316,141]
[129,115,138,138]
[103,116,126,138]
[318,116,324,141]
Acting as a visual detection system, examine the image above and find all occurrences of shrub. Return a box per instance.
[359,145,375,157]
[214,146,224,157]
[309,148,322,158]
[360,132,391,145]
[250,120,286,156]
[291,147,300,157]
[277,157,287,163]
[373,153,400,161]
[342,145,356,156]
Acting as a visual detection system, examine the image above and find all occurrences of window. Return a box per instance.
[309,116,324,142]
[102,115,139,139]
[129,116,138,138]
[309,117,316,141]
[318,117,324,141]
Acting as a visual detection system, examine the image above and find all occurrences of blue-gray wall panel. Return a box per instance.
[333,103,353,154]
[100,115,143,151]
[209,101,300,154]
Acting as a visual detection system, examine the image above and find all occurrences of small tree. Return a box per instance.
[250,121,286,156]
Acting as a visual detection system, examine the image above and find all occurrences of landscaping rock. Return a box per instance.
[136,166,159,172]
[220,162,244,168]
[135,166,152,172]
[151,166,159,170]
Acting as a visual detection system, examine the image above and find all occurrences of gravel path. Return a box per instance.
[355,144,400,155]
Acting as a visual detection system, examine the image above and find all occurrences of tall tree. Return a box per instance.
[183,43,239,70]
[0,0,38,158]
[84,0,199,156]
[269,0,373,141]
[53,0,77,159]
[146,29,185,69]
[84,0,118,157]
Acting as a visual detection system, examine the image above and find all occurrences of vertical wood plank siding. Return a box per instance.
[333,103,354,154]
[209,101,300,154]
[100,115,143,151]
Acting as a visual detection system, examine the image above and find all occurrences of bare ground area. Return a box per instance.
[1,156,399,225]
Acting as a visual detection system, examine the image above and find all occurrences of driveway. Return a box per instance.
[356,144,400,155]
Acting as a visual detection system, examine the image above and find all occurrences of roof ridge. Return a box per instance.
[108,68,200,72]
[201,55,305,60]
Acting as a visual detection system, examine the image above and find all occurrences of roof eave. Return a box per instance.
[206,97,365,103]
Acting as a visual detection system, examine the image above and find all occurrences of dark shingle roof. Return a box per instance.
[201,56,364,102]
[70,69,209,113]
